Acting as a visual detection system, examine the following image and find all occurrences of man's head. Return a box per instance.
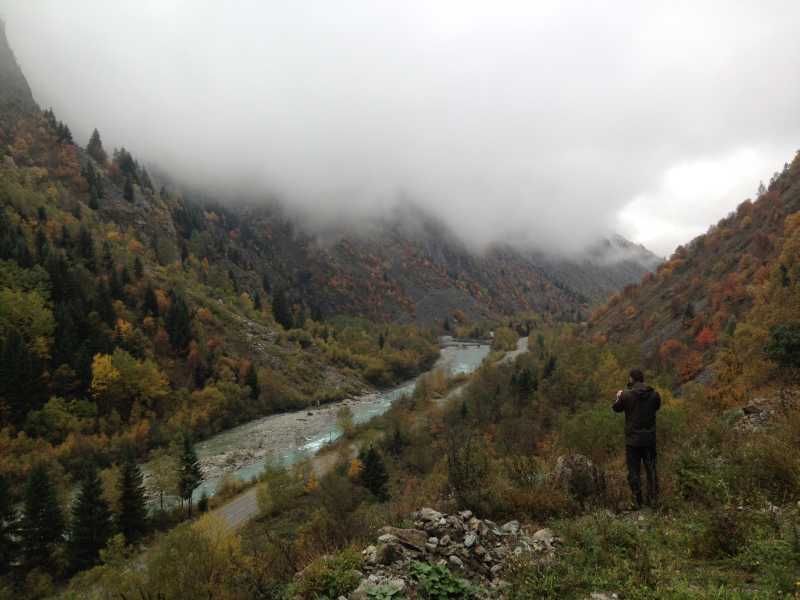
[628,369,644,386]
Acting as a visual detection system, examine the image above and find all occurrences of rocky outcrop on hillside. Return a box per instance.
[0,20,37,126]
[348,508,559,599]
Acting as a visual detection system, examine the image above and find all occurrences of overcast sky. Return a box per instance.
[2,1,799,256]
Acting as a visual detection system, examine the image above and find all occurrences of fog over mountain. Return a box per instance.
[1,1,799,255]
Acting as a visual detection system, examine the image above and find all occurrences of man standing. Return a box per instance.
[613,369,661,508]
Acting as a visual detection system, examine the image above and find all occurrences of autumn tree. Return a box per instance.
[149,447,179,511]
[336,405,355,438]
[20,464,64,571]
[87,128,107,164]
[69,466,113,572]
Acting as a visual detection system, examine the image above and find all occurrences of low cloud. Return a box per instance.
[2,0,799,254]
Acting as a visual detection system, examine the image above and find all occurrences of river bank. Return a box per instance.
[143,340,492,501]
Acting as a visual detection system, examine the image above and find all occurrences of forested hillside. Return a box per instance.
[591,151,800,390]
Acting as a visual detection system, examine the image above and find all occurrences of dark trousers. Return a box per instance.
[626,445,658,506]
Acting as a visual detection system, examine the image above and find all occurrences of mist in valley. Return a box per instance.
[1,0,800,256]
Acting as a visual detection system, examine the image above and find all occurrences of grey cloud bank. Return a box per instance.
[1,0,799,255]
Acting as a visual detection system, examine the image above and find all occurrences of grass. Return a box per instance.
[506,505,800,599]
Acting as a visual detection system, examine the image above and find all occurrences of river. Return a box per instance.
[145,338,492,501]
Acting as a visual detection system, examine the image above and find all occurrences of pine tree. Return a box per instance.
[359,446,389,501]
[117,456,148,545]
[245,364,260,400]
[0,475,18,575]
[253,291,262,311]
[20,464,64,570]
[271,289,293,330]
[123,176,134,202]
[378,332,385,350]
[261,272,271,293]
[165,291,192,351]
[69,466,113,572]
[87,129,107,164]
[178,435,202,515]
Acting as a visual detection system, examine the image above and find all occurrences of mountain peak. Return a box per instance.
[0,19,37,126]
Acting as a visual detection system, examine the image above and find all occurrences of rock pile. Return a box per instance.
[350,508,559,599]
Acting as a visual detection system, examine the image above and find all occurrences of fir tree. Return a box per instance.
[245,364,260,400]
[87,128,107,164]
[20,464,64,570]
[69,466,113,572]
[165,291,192,351]
[117,456,148,545]
[123,176,134,202]
[0,475,18,575]
[271,289,293,330]
[359,446,389,501]
[253,291,262,311]
[178,435,202,515]
[261,272,271,293]
[378,332,385,350]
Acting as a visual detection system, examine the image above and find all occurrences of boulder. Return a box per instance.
[553,454,606,503]
[378,526,427,551]
[419,507,443,522]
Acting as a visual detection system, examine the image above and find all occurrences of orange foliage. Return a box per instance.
[695,326,716,349]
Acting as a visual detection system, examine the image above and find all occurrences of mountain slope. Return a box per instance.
[590,152,800,384]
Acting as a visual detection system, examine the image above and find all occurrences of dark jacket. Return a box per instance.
[613,382,661,447]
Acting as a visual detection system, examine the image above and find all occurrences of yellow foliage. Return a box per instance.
[305,472,319,493]
[91,353,121,399]
[347,458,364,480]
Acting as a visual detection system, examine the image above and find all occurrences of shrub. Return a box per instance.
[674,446,731,507]
[691,507,750,558]
[290,548,362,600]
[410,561,477,599]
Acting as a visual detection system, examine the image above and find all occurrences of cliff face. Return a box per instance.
[0,20,37,128]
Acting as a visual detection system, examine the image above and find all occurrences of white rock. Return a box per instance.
[501,520,520,535]
[464,532,478,548]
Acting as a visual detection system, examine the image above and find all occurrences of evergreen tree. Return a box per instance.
[78,226,96,271]
[178,435,202,515]
[165,291,192,351]
[245,364,260,400]
[271,289,293,330]
[123,176,134,202]
[69,466,113,572]
[88,185,100,210]
[20,464,64,570]
[253,292,262,311]
[0,475,18,575]
[87,128,107,164]
[378,332,385,350]
[133,256,144,279]
[117,456,148,545]
[143,284,159,316]
[261,272,271,293]
[443,317,451,332]
[359,446,389,501]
